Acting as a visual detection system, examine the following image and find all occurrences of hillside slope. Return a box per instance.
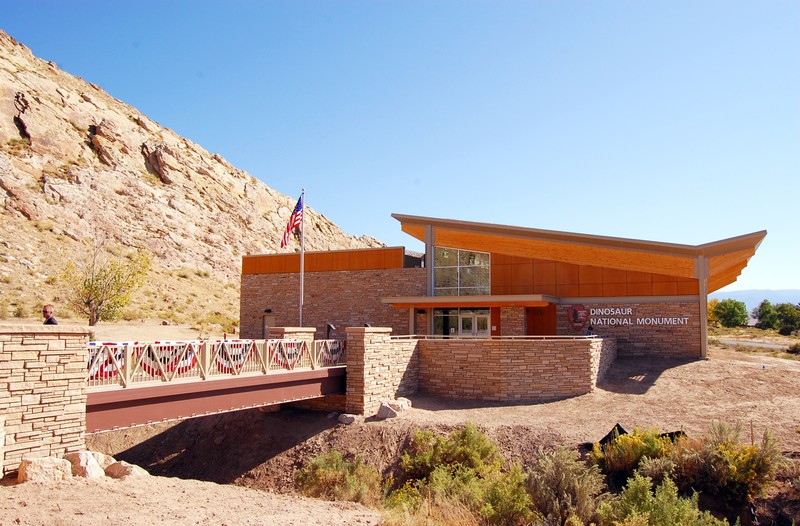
[0,31,381,327]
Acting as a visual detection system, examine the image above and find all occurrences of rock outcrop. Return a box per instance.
[0,31,383,322]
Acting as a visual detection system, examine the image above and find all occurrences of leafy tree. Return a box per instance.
[706,298,720,326]
[711,299,749,328]
[752,299,778,330]
[61,245,151,326]
[774,302,800,335]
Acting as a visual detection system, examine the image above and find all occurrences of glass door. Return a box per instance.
[459,311,491,338]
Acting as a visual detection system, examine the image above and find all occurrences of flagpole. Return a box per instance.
[299,188,305,327]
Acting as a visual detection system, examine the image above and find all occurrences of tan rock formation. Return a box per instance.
[0,31,383,325]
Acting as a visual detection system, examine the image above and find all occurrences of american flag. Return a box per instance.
[280,195,303,248]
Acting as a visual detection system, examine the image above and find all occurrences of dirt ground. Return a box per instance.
[2,336,799,525]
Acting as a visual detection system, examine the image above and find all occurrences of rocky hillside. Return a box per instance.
[0,31,381,328]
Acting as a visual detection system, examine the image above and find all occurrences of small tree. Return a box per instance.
[61,245,151,326]
[711,299,749,328]
[752,299,778,330]
[706,298,720,326]
[774,302,800,335]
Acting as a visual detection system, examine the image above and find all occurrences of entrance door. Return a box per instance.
[526,304,556,336]
[459,312,491,338]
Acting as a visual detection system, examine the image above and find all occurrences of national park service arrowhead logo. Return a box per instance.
[567,304,590,331]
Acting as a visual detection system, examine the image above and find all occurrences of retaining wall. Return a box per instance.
[416,336,616,402]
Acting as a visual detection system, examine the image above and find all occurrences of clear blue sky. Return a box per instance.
[4,1,799,291]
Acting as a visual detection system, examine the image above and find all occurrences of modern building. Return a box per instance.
[241,214,765,360]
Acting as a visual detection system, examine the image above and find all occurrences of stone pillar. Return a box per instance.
[500,306,526,336]
[345,327,393,415]
[0,324,91,476]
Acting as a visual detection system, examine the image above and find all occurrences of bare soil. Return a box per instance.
[2,338,799,525]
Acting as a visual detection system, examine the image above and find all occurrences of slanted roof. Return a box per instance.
[392,214,766,293]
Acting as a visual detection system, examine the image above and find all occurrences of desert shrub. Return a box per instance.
[382,493,479,526]
[671,421,785,508]
[13,305,27,318]
[526,446,606,525]
[788,342,800,354]
[596,473,729,526]
[295,450,381,507]
[635,456,676,487]
[389,424,530,525]
[194,312,238,334]
[590,428,676,476]
[398,423,503,484]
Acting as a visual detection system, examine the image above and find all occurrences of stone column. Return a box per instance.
[345,327,393,415]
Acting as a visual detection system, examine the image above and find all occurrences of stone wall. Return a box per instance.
[0,325,91,476]
[240,268,427,340]
[589,337,617,386]
[417,337,615,402]
[345,328,419,415]
[499,306,525,336]
[557,301,702,358]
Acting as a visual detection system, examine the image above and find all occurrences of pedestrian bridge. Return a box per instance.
[85,338,346,433]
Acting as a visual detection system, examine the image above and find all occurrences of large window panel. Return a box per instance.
[433,247,490,296]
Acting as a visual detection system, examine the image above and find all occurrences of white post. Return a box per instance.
[299,188,305,327]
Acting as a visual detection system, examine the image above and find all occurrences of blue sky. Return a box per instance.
[4,1,799,291]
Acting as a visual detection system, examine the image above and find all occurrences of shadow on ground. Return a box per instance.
[106,407,336,484]
[598,357,695,395]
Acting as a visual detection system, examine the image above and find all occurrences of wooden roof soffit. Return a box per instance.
[394,214,766,285]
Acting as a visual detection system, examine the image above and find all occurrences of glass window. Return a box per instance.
[433,247,490,296]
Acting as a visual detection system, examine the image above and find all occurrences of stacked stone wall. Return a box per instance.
[0,325,91,476]
[499,306,525,336]
[589,337,617,385]
[417,337,614,402]
[558,301,702,358]
[345,328,419,415]
[240,268,426,340]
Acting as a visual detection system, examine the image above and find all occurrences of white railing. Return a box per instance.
[87,339,347,389]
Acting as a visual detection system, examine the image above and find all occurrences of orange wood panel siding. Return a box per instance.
[490,254,698,298]
[242,247,406,275]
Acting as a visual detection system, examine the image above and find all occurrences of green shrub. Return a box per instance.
[295,450,382,506]
[596,473,729,526]
[526,446,606,525]
[590,428,676,475]
[399,423,502,484]
[389,424,529,525]
[635,456,676,487]
[671,421,784,508]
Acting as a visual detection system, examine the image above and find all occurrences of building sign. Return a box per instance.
[567,304,590,331]
[588,307,689,326]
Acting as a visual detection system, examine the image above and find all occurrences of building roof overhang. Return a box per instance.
[392,214,766,294]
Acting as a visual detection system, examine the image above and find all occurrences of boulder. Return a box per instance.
[17,457,72,482]
[337,413,357,425]
[91,451,117,469]
[64,451,105,478]
[388,397,412,412]
[105,460,150,479]
[376,403,398,420]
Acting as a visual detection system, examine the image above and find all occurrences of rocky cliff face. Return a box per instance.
[0,31,381,326]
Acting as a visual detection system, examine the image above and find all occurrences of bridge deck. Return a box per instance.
[86,366,346,433]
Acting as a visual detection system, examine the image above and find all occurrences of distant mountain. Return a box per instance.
[709,289,800,312]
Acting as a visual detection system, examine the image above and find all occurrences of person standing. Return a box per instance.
[42,304,58,325]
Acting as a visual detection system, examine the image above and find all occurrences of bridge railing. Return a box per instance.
[87,338,347,389]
